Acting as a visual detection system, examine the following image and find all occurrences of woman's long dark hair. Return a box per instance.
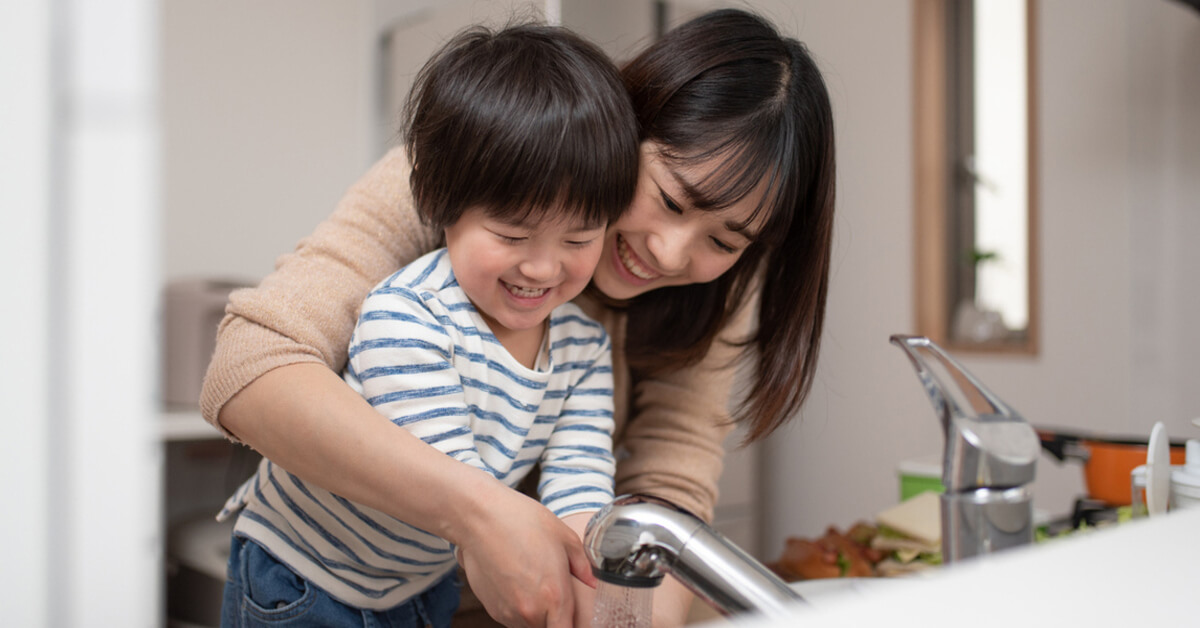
[621,9,836,442]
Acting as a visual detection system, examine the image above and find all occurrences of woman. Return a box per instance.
[201,8,835,627]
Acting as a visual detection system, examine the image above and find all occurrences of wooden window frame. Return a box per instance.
[912,0,1040,355]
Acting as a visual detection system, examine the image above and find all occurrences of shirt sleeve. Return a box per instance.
[346,284,486,473]
[538,330,617,519]
[200,147,441,437]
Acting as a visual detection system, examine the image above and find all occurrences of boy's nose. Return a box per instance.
[518,251,559,283]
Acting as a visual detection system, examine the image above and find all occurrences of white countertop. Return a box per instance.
[721,507,1200,627]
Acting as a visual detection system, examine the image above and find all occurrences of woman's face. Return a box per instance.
[591,141,770,301]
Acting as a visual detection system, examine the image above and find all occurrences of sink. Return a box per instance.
[789,577,891,609]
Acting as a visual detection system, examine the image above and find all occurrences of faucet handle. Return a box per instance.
[890,335,1038,491]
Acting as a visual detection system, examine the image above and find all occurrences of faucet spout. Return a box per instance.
[584,495,803,618]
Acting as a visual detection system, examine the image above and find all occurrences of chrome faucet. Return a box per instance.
[583,494,803,619]
[890,335,1039,562]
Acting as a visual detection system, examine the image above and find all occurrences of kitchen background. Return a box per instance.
[3,0,1198,625]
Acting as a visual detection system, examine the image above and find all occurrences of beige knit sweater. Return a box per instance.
[200,147,751,522]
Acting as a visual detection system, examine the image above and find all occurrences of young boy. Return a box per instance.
[217,23,638,626]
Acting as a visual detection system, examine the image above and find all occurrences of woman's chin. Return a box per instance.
[593,266,649,301]
[593,248,659,300]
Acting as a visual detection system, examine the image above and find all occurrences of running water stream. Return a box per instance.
[590,581,653,628]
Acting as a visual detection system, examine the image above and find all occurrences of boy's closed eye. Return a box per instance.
[494,232,529,244]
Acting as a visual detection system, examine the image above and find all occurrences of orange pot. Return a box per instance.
[1036,427,1186,506]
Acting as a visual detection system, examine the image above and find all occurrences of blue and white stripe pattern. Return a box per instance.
[220,249,615,610]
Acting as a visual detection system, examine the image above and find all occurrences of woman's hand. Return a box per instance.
[453,492,597,628]
[562,512,599,628]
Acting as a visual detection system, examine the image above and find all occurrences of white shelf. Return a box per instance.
[161,409,223,441]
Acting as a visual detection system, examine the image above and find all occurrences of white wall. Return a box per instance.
[756,0,931,548]
[2,3,54,625]
[161,0,377,282]
[761,0,1200,555]
[1128,0,1200,437]
[2,0,162,625]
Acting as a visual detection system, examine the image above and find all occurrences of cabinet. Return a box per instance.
[161,413,255,628]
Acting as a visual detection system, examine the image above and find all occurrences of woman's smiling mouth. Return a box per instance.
[616,235,658,281]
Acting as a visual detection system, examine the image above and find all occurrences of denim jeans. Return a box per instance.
[221,536,460,627]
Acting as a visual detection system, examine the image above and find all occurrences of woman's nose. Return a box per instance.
[646,227,690,275]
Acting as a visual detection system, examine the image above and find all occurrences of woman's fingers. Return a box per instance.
[567,537,598,589]
[456,493,583,627]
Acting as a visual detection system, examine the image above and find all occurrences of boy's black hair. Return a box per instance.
[403,23,638,231]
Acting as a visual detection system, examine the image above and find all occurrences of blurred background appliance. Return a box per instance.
[162,279,246,407]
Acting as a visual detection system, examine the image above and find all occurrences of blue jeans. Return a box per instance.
[221,536,460,627]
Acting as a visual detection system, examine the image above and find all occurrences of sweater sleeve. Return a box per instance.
[199,147,440,438]
[611,293,758,523]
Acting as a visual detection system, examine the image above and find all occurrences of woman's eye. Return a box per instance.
[711,237,738,254]
[660,191,684,214]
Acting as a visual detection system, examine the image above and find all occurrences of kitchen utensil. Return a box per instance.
[1145,422,1171,516]
[1132,419,1200,515]
[1170,439,1200,509]
[1036,426,1187,506]
[1180,418,1200,509]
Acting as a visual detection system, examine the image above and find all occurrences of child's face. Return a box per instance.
[444,206,606,335]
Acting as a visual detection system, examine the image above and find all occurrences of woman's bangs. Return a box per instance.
[670,124,796,245]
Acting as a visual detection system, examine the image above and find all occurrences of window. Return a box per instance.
[914,0,1038,353]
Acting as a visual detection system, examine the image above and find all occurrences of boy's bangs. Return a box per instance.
[470,113,628,230]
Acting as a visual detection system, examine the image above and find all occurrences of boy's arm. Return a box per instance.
[538,329,616,519]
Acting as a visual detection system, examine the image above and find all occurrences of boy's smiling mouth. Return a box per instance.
[502,280,550,299]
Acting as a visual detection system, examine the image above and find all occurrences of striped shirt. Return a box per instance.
[219,249,616,609]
